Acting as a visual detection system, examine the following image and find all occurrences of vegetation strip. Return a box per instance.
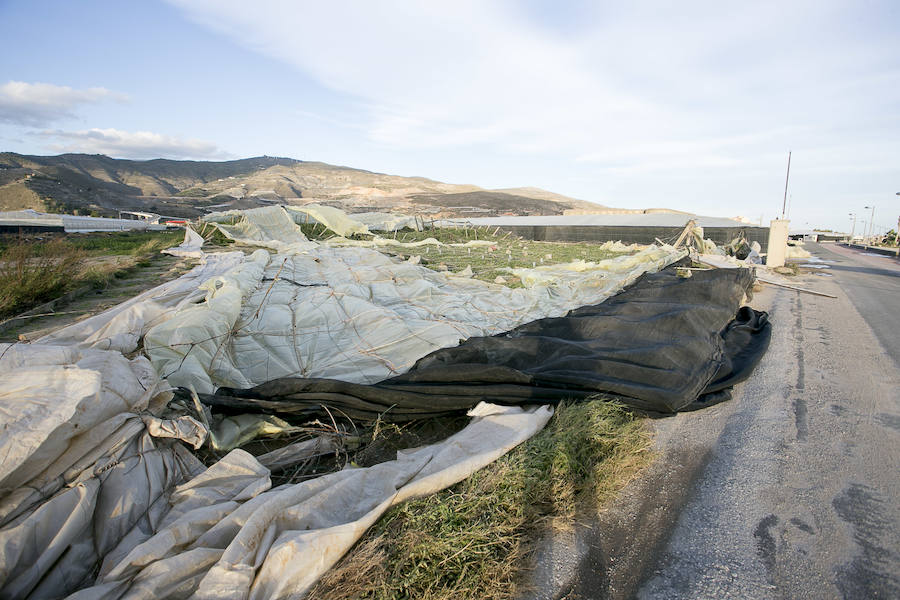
[302,224,638,287]
[0,230,183,319]
[309,400,652,600]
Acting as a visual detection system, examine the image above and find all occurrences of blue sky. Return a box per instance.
[1,0,898,233]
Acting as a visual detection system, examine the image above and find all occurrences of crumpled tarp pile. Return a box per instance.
[0,205,692,599]
[0,340,550,599]
[66,403,551,600]
[147,206,686,393]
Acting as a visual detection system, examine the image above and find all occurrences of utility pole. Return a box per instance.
[782,151,791,217]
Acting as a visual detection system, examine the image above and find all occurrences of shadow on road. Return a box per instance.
[824,264,900,278]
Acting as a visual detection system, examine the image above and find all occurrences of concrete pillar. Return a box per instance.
[767,219,790,267]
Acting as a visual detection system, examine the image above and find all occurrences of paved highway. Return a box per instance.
[528,243,900,599]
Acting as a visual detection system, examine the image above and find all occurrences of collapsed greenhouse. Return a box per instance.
[0,205,771,599]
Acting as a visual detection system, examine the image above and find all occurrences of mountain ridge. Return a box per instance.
[0,152,613,218]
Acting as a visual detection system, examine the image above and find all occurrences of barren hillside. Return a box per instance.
[0,153,610,218]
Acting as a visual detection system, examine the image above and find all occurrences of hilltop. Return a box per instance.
[0,153,611,219]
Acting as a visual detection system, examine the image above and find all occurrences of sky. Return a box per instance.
[0,0,898,233]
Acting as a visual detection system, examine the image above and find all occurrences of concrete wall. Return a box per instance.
[482,224,771,252]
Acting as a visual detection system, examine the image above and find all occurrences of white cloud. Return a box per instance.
[40,128,232,160]
[0,81,127,127]
[166,0,899,177]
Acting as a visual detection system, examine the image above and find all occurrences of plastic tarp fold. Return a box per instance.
[202,206,317,252]
[283,204,370,237]
[162,226,205,258]
[204,266,771,416]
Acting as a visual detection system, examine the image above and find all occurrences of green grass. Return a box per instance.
[309,400,653,600]
[61,230,183,255]
[0,230,183,257]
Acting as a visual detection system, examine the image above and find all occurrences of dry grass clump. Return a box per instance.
[0,238,85,317]
[0,230,185,319]
[308,400,653,600]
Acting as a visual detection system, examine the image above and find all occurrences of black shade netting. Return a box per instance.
[199,265,771,420]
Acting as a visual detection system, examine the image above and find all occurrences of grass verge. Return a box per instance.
[308,399,653,600]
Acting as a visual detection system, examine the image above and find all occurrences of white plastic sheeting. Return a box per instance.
[0,338,551,599]
[202,206,317,252]
[36,252,245,354]
[0,335,554,599]
[348,211,421,232]
[162,226,205,258]
[143,205,685,395]
[218,204,420,236]
[0,344,206,599]
[786,243,813,259]
[283,204,370,237]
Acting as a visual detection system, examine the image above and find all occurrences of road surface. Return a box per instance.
[527,242,900,599]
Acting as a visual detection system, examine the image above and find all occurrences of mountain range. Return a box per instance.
[0,153,627,219]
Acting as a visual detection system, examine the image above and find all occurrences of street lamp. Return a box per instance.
[848,213,857,244]
[864,205,876,245]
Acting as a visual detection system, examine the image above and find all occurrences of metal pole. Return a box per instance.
[870,206,876,243]
[864,206,875,244]
[849,213,856,243]
[782,151,791,217]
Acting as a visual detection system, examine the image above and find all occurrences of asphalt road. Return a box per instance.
[807,242,900,365]
[527,243,900,600]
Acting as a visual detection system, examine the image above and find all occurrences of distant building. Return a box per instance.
[0,209,170,233]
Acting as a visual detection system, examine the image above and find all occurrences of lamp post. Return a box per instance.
[848,213,857,244]
[864,205,876,245]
